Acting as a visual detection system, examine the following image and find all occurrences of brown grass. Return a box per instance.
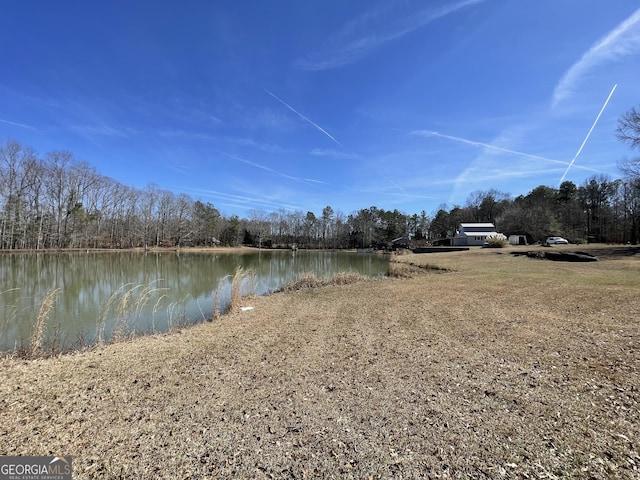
[388,258,451,278]
[279,271,369,292]
[224,267,256,314]
[29,288,60,358]
[95,281,169,344]
[1,244,639,478]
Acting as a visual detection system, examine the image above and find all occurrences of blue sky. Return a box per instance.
[2,1,640,217]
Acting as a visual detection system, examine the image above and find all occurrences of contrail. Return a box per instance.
[220,151,328,185]
[264,89,341,146]
[559,84,617,185]
[412,130,571,166]
[0,118,35,129]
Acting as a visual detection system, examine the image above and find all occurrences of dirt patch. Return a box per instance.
[1,246,639,478]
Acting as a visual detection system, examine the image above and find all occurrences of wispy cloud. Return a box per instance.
[310,148,358,159]
[224,136,288,154]
[221,151,328,185]
[379,173,407,193]
[454,165,567,185]
[127,93,223,128]
[159,129,216,141]
[159,130,288,153]
[163,159,194,176]
[264,89,341,146]
[295,0,483,71]
[0,118,37,130]
[70,124,135,139]
[553,7,640,106]
[357,187,438,201]
[182,186,300,212]
[447,162,569,206]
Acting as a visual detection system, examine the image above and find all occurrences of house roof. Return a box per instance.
[460,223,495,228]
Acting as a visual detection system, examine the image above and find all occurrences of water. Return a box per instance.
[0,250,389,352]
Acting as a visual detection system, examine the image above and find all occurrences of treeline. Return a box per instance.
[431,181,640,245]
[1,139,639,250]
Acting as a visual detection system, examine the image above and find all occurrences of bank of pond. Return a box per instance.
[1,250,390,355]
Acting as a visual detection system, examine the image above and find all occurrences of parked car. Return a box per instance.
[545,236,569,245]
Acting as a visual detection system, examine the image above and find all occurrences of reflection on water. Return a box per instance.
[0,250,389,351]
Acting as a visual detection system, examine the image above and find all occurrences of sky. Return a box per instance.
[1,1,640,218]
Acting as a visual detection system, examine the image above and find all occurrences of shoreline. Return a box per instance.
[0,245,384,255]
[0,245,270,254]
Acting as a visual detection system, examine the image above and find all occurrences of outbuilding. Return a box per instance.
[392,237,412,250]
[509,234,528,245]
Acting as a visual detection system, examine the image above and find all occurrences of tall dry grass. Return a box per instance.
[211,267,257,319]
[212,284,222,321]
[97,280,168,344]
[226,267,255,313]
[1,288,20,346]
[29,288,61,358]
[387,261,414,278]
[388,259,451,278]
[279,271,368,292]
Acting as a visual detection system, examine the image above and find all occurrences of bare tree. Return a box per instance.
[139,185,160,249]
[617,105,640,178]
[80,174,112,248]
[248,209,269,248]
[173,193,193,247]
[66,161,100,248]
[42,150,76,248]
[155,190,176,247]
[0,140,41,248]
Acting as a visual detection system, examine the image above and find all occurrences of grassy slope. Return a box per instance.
[1,245,639,479]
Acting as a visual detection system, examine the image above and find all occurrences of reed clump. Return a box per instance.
[387,260,414,278]
[1,288,20,350]
[216,267,256,316]
[279,271,368,292]
[30,288,61,358]
[212,285,222,321]
[97,280,168,344]
[387,259,451,278]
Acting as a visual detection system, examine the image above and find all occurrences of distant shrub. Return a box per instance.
[485,234,508,248]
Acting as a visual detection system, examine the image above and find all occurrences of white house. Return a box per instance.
[451,223,499,246]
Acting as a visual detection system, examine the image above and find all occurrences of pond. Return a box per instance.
[0,250,389,353]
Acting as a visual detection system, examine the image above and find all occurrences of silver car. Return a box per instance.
[545,236,569,245]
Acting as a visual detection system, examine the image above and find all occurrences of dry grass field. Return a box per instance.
[1,244,639,478]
